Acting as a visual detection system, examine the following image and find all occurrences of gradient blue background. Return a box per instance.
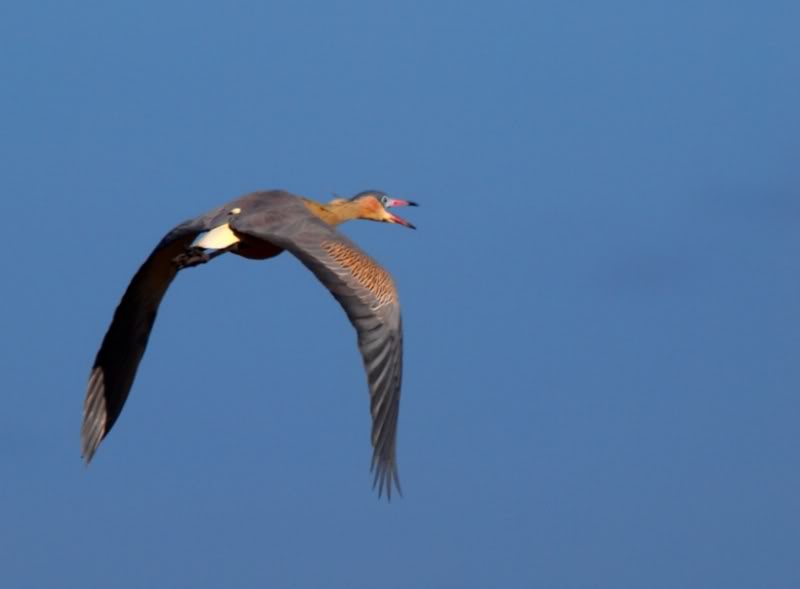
[2,1,799,587]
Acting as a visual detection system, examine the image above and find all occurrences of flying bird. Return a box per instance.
[81,189,417,499]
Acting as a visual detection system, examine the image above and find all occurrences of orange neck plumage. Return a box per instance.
[303,198,374,226]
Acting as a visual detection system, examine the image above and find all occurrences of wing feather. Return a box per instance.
[81,215,221,462]
[233,211,405,499]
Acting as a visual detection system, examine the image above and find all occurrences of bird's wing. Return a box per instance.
[232,212,404,499]
[81,211,224,462]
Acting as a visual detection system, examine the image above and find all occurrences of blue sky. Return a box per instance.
[1,1,799,587]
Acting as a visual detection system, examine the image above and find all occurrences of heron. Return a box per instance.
[81,189,417,499]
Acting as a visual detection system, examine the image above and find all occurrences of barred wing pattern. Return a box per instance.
[234,213,404,499]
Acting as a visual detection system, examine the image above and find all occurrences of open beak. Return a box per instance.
[384,198,419,229]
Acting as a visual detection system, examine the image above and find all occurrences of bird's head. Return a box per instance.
[347,190,418,229]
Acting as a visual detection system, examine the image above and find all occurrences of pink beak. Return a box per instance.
[385,198,419,208]
[384,198,419,229]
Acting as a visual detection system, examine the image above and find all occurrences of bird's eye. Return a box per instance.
[381,196,389,206]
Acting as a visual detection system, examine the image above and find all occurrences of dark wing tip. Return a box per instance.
[81,367,108,463]
[371,456,403,501]
[361,322,403,502]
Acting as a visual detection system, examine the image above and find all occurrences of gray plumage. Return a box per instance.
[82,190,414,499]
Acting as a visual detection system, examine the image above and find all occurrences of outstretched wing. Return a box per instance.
[81,213,222,462]
[233,211,405,499]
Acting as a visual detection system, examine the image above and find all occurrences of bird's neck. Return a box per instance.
[303,199,363,226]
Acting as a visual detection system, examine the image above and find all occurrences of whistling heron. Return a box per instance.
[81,189,417,499]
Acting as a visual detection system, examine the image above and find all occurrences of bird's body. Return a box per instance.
[81,189,417,499]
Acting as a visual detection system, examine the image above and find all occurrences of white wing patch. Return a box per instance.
[192,223,241,250]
